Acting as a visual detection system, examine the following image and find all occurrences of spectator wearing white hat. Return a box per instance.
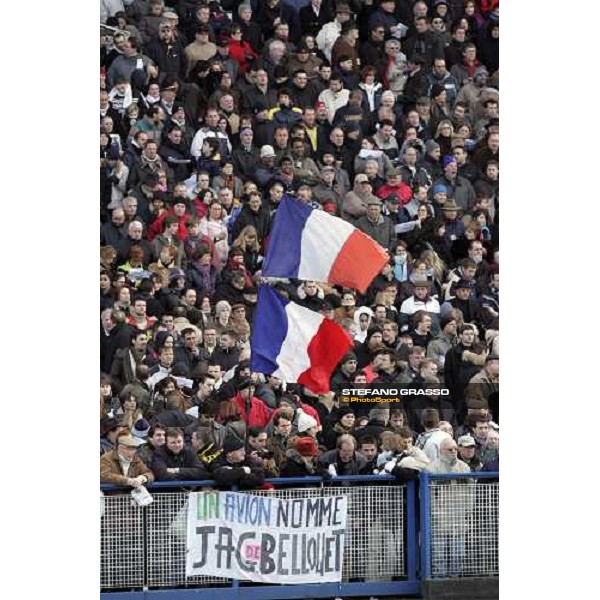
[100,434,155,487]
[296,410,319,438]
[254,145,277,188]
[457,434,482,471]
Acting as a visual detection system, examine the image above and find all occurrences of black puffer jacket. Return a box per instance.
[151,445,210,481]
[210,454,265,489]
[231,205,271,243]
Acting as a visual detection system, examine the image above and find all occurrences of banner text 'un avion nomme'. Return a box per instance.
[186,491,348,584]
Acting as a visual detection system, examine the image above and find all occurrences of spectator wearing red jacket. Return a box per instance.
[235,379,271,428]
[376,169,413,206]
[227,26,258,75]
[147,197,192,241]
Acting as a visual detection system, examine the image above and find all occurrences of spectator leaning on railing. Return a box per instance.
[100,433,155,488]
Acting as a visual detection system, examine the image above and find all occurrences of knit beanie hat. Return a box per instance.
[297,411,318,433]
[223,435,245,453]
[337,406,355,420]
[132,419,151,439]
[295,436,319,457]
[425,140,440,154]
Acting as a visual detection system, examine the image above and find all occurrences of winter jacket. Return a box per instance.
[465,369,499,407]
[241,85,278,115]
[106,52,155,89]
[231,205,271,243]
[427,70,460,107]
[190,127,231,159]
[210,454,265,489]
[432,175,476,212]
[240,20,263,52]
[256,1,301,44]
[228,39,258,74]
[444,344,486,410]
[138,13,165,45]
[232,145,260,182]
[399,295,441,325]
[212,347,241,373]
[100,450,155,486]
[317,449,369,476]
[478,22,499,74]
[234,393,271,429]
[318,88,351,125]
[151,445,210,481]
[187,262,218,297]
[158,139,193,182]
[331,37,359,73]
[291,156,321,186]
[147,209,191,242]
[401,66,430,105]
[280,449,319,479]
[312,182,344,213]
[145,39,187,81]
[359,40,387,79]
[398,164,432,189]
[403,31,444,69]
[101,221,127,249]
[153,408,197,429]
[299,3,335,38]
[315,19,342,62]
[426,333,456,372]
[441,297,482,328]
[375,447,430,481]
[355,213,395,250]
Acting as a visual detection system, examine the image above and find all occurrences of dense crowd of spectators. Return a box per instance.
[100,0,499,491]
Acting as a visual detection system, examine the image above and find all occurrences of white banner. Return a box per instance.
[186,491,348,583]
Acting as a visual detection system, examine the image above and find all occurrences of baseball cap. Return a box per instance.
[457,435,476,448]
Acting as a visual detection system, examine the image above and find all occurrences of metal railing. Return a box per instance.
[101,472,498,598]
[419,471,499,580]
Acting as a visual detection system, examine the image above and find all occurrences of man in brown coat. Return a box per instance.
[100,434,155,487]
[331,20,360,73]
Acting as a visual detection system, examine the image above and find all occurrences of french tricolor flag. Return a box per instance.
[262,195,389,293]
[250,285,353,393]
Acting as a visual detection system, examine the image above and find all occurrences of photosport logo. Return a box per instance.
[335,383,451,404]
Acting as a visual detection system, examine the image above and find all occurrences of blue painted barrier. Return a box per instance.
[101,472,499,598]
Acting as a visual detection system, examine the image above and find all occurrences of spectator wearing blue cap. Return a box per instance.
[431,183,448,217]
[433,155,476,212]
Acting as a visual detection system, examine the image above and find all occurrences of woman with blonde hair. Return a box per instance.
[383,39,408,96]
[199,201,230,268]
[232,225,263,274]
[214,300,233,330]
[420,248,447,286]
[434,119,455,157]
[374,288,399,319]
